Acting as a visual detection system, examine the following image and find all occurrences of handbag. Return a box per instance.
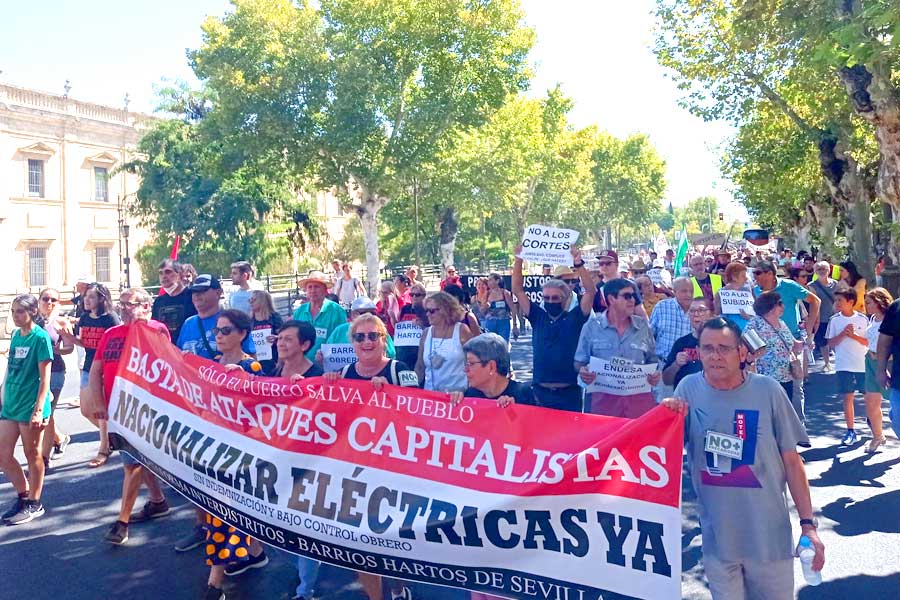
[767,319,803,379]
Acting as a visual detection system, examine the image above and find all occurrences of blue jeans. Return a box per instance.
[889,389,900,439]
[296,557,321,597]
[483,318,511,342]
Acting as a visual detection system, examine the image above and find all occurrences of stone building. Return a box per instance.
[0,82,154,293]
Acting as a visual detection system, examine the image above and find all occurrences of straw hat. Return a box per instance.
[297,270,332,289]
[552,265,576,278]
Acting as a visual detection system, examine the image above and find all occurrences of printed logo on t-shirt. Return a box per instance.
[701,409,762,488]
[14,346,29,359]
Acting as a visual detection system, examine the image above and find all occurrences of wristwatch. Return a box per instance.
[799,518,818,528]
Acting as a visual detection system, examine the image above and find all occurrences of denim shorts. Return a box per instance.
[121,451,141,467]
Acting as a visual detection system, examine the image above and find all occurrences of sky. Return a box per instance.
[0,0,747,223]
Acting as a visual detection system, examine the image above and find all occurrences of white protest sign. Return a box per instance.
[250,327,273,361]
[321,343,357,372]
[516,224,580,266]
[585,357,657,395]
[718,289,755,316]
[394,321,423,347]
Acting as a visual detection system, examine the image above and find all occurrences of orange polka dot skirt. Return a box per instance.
[204,513,252,566]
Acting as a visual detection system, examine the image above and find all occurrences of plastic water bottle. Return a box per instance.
[798,535,821,586]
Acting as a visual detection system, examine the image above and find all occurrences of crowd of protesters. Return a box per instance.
[5,243,900,600]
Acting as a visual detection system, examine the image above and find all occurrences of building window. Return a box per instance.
[95,247,111,282]
[28,159,45,197]
[28,247,47,287]
[94,167,109,202]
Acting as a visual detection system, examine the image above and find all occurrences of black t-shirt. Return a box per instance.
[664,333,702,389]
[252,313,284,375]
[396,306,427,367]
[274,362,323,378]
[465,379,535,406]
[78,312,121,372]
[527,303,589,386]
[151,289,198,344]
[343,360,419,387]
[879,299,900,389]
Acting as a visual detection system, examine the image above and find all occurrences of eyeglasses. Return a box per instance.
[543,295,564,302]
[410,292,426,298]
[699,344,739,355]
[688,308,711,314]
[753,270,766,276]
[40,296,59,303]
[464,360,486,370]
[616,292,637,301]
[211,326,237,336]
[425,308,440,314]
[352,332,382,342]
[158,269,176,276]
[118,300,145,308]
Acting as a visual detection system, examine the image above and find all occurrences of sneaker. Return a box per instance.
[53,434,71,457]
[174,525,207,552]
[105,520,129,545]
[129,499,171,523]
[6,500,45,525]
[1,496,26,521]
[390,587,412,600]
[204,586,225,600]
[867,436,887,453]
[840,429,859,446]
[225,551,269,576]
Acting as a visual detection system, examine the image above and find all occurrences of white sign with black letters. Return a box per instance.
[719,289,755,315]
[516,224,580,266]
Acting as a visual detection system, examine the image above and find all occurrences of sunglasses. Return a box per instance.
[617,292,637,301]
[753,270,767,276]
[425,308,440,314]
[410,292,426,298]
[212,326,237,336]
[352,332,382,342]
[40,296,59,303]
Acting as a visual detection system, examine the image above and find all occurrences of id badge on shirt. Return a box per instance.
[316,327,328,340]
[704,430,744,460]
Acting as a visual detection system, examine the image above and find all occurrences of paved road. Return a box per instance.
[1,336,899,599]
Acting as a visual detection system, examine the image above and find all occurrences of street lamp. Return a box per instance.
[120,222,131,288]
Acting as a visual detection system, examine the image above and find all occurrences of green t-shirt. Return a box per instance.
[2,326,53,422]
[292,299,350,361]
[326,322,397,359]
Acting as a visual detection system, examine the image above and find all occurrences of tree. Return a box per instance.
[190,0,534,292]
[674,196,728,236]
[125,94,319,276]
[590,133,668,245]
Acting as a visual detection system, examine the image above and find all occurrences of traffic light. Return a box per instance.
[718,212,724,221]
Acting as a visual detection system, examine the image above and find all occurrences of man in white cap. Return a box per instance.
[293,271,348,362]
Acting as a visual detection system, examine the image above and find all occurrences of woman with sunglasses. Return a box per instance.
[744,292,804,407]
[416,292,474,393]
[36,288,73,469]
[0,295,53,525]
[63,282,120,467]
[205,309,268,598]
[320,312,418,600]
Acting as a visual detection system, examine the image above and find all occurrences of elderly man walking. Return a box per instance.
[649,277,695,361]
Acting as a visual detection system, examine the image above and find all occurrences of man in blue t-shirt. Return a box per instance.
[177,274,255,359]
[752,260,820,338]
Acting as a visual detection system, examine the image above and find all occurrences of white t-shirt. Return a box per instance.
[866,317,882,352]
[826,312,869,372]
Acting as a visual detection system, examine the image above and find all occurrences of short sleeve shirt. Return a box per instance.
[176,312,255,359]
[527,303,589,386]
[825,312,869,372]
[151,288,197,343]
[754,278,808,335]
[675,373,809,562]
[574,312,658,366]
[96,321,171,402]
[292,299,348,361]
[78,312,121,372]
[465,379,536,406]
[342,360,419,387]
[664,333,702,389]
[1,326,54,422]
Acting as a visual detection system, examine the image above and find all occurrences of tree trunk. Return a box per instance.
[357,200,382,297]
[479,213,487,272]
[816,133,875,280]
[439,206,458,276]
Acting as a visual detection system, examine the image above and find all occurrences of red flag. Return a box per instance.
[170,235,181,260]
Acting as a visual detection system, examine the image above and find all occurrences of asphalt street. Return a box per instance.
[1,333,899,599]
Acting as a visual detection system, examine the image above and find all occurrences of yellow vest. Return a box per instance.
[692,273,723,299]
[811,265,841,283]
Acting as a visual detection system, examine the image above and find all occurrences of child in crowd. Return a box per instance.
[826,288,871,446]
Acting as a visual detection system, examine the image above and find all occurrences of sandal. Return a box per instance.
[89,450,111,468]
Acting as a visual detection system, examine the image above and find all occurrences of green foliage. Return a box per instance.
[674,196,728,235]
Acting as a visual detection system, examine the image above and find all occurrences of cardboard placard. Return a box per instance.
[516,224,580,266]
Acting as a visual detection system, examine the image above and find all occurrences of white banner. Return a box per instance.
[516,224,580,266]
[321,343,357,372]
[585,357,657,396]
[394,321,423,347]
[719,289,755,316]
[250,327,273,361]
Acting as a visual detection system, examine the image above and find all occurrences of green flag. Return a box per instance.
[674,224,689,276]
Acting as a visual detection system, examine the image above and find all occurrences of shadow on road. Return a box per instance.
[798,571,900,598]
[820,490,900,536]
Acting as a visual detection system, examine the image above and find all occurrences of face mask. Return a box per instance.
[545,302,564,317]
[162,283,181,295]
